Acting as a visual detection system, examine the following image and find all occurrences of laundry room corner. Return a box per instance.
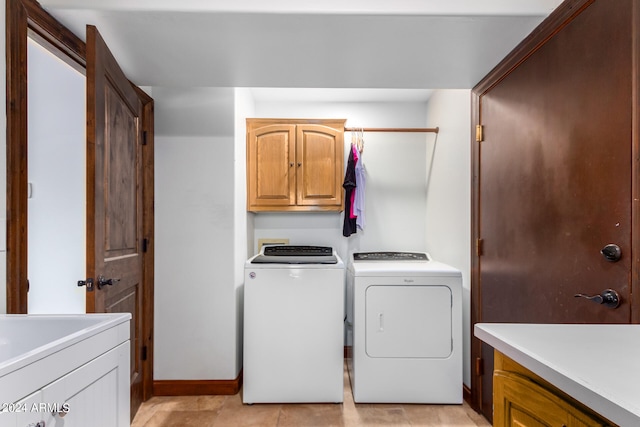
[154,87,242,383]
[424,89,472,388]
[250,96,433,262]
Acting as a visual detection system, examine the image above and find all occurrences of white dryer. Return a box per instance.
[346,252,462,403]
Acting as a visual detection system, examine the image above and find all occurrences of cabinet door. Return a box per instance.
[41,342,129,427]
[13,391,44,427]
[296,124,343,207]
[247,124,296,208]
[494,370,605,427]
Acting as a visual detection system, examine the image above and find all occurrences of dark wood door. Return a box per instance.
[86,25,145,417]
[473,0,633,419]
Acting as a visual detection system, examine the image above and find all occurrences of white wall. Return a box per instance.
[153,87,240,380]
[424,89,472,387]
[154,135,236,379]
[0,0,6,314]
[27,37,86,314]
[233,88,255,373]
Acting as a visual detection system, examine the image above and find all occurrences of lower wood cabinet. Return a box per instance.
[493,351,613,427]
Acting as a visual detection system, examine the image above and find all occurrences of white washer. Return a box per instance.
[243,245,345,404]
[346,252,462,403]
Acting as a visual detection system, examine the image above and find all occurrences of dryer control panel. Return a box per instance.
[353,252,429,261]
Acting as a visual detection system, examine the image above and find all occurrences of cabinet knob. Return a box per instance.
[53,402,69,418]
[51,402,69,420]
[298,162,302,167]
[289,162,294,167]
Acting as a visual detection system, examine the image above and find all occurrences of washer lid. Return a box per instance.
[251,245,338,264]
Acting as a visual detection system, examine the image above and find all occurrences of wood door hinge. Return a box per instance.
[476,238,484,256]
[142,346,148,361]
[475,125,484,142]
[475,357,484,376]
[142,130,148,146]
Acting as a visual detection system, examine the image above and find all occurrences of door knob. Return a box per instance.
[601,244,622,262]
[97,275,121,290]
[574,289,621,309]
[77,278,94,291]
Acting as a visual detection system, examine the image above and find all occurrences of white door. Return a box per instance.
[365,285,452,358]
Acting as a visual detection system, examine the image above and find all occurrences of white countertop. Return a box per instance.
[0,313,131,378]
[474,323,640,427]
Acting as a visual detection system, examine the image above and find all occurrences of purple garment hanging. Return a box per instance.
[353,150,365,230]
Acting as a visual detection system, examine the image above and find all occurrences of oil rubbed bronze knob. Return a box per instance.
[574,289,621,309]
[601,244,622,262]
[97,275,121,290]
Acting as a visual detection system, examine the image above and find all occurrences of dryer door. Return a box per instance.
[365,285,452,358]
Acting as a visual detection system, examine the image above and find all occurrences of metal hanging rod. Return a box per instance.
[344,127,439,134]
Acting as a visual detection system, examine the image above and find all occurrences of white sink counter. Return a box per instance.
[475,323,640,427]
[0,313,131,426]
[0,313,131,378]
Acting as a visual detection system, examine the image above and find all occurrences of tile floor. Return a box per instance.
[132,365,491,427]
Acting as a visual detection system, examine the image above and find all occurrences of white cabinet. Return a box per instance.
[0,314,130,427]
[13,392,43,427]
[40,342,129,427]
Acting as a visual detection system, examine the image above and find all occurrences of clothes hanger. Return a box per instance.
[357,128,364,154]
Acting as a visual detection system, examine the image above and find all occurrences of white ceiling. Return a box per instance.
[38,0,564,15]
[38,0,563,101]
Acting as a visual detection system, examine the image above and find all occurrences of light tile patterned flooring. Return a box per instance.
[132,364,490,427]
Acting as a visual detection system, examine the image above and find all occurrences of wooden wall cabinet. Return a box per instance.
[247,119,346,212]
[493,351,612,427]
